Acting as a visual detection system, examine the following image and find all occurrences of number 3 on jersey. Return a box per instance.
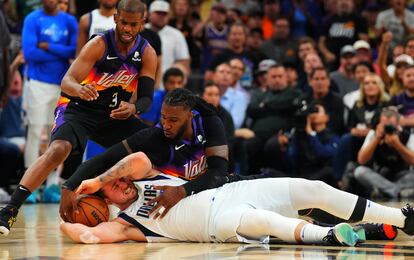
[109,92,118,107]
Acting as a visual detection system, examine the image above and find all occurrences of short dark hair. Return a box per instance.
[202,80,219,94]
[298,36,317,49]
[117,0,146,15]
[352,61,375,73]
[163,67,184,85]
[309,67,329,79]
[163,88,196,110]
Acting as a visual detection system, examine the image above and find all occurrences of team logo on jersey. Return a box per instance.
[132,51,141,62]
[96,70,137,88]
[184,155,207,179]
[137,185,158,218]
[106,55,118,60]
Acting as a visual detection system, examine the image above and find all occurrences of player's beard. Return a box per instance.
[172,122,188,142]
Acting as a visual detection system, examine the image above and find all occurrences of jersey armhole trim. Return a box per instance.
[118,212,164,237]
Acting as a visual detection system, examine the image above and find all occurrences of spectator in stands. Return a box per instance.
[229,58,250,100]
[277,105,340,186]
[214,62,248,129]
[201,81,235,143]
[245,28,266,61]
[334,73,389,182]
[376,0,414,48]
[296,37,318,78]
[306,67,346,136]
[206,23,258,89]
[319,0,368,70]
[21,0,77,197]
[261,16,297,65]
[169,0,200,70]
[261,0,280,40]
[297,52,324,94]
[57,0,70,13]
[76,0,117,55]
[147,0,190,78]
[390,65,414,124]
[330,45,359,98]
[253,59,277,92]
[140,67,185,126]
[193,3,229,72]
[343,61,376,110]
[245,64,302,174]
[354,107,414,198]
[285,62,299,88]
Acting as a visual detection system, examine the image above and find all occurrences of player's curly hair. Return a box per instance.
[163,88,196,110]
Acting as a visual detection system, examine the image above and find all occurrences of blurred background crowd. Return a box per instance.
[2,0,414,203]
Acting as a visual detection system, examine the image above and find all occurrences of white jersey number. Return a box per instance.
[109,92,118,107]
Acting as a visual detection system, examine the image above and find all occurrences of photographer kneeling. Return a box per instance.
[274,104,340,186]
[354,107,414,198]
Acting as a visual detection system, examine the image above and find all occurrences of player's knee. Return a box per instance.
[303,179,329,195]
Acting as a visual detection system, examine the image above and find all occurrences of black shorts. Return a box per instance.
[51,102,147,154]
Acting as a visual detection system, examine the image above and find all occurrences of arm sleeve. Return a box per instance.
[203,115,228,147]
[135,76,155,114]
[62,142,129,191]
[47,16,77,59]
[183,156,228,195]
[22,15,59,62]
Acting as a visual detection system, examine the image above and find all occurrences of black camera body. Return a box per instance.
[292,98,318,131]
[384,124,397,135]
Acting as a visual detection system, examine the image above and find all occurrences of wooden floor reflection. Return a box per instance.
[0,203,413,259]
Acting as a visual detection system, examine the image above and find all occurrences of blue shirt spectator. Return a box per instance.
[22,8,77,85]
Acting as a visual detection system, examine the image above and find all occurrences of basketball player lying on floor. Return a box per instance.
[60,152,414,245]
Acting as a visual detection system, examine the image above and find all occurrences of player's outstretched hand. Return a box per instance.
[76,178,102,195]
[60,188,79,223]
[78,81,99,101]
[110,101,135,120]
[147,185,187,219]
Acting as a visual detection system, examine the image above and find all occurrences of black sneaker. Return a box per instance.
[354,223,397,240]
[401,204,414,235]
[322,223,360,246]
[0,206,18,236]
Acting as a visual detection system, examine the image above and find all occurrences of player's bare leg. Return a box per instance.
[0,140,72,236]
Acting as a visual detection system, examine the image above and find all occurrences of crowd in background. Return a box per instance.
[2,0,414,202]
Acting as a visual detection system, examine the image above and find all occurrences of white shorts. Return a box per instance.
[22,79,61,125]
[208,178,297,243]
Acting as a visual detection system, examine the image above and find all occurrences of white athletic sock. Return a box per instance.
[300,224,331,244]
[362,200,405,228]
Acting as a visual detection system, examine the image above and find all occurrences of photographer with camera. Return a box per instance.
[354,107,414,198]
[275,104,340,186]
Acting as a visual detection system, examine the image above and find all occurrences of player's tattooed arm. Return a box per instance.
[76,152,156,195]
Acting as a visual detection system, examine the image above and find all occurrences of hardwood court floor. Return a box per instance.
[0,202,414,259]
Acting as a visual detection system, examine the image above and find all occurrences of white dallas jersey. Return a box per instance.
[118,173,215,242]
[88,9,115,37]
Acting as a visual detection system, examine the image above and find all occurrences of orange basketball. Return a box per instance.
[72,195,110,227]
